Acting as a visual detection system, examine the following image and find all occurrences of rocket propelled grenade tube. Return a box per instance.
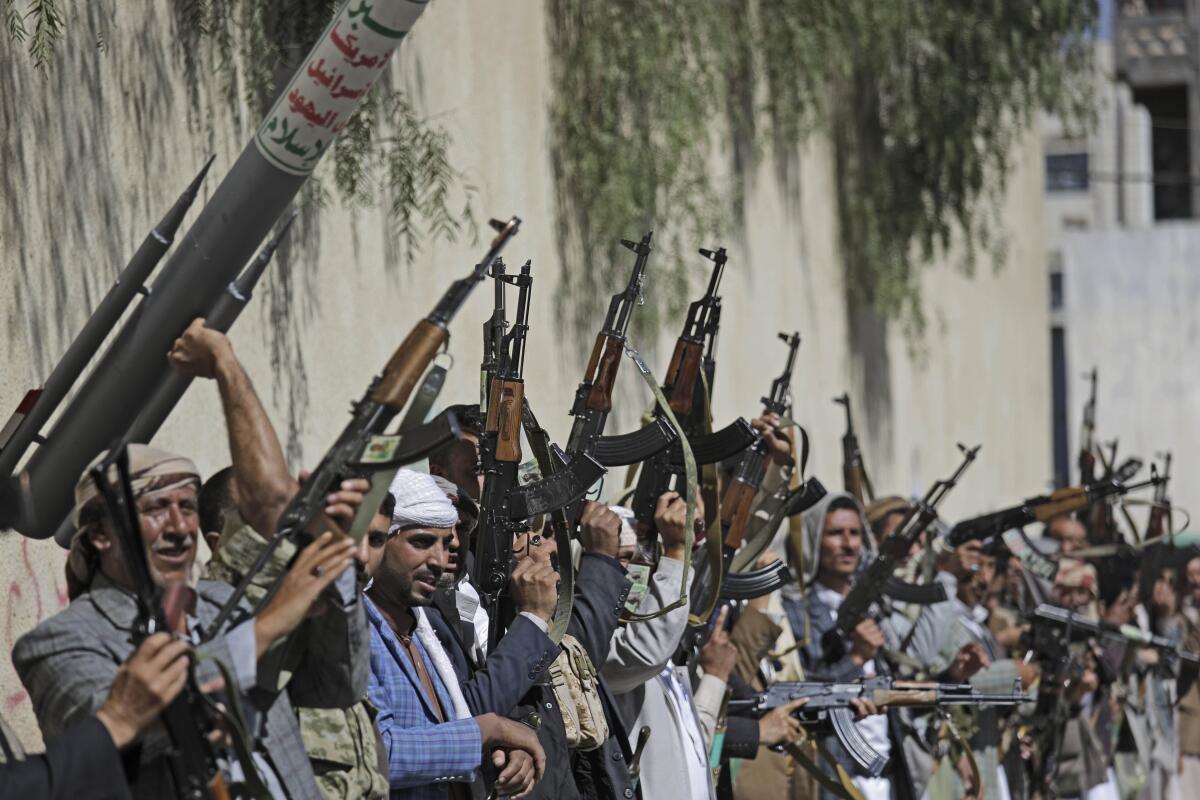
[0,155,214,479]
[123,213,299,450]
[14,0,430,541]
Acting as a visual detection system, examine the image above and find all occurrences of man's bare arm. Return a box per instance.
[168,318,296,534]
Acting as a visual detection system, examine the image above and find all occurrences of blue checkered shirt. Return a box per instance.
[364,596,483,799]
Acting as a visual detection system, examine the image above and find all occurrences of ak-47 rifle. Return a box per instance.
[630,247,757,552]
[1031,603,1200,666]
[206,218,521,635]
[947,473,1162,548]
[696,333,805,610]
[1146,452,1172,540]
[473,261,605,649]
[1077,369,1122,545]
[823,444,980,660]
[674,333,805,658]
[729,676,1028,777]
[834,393,873,506]
[91,444,262,800]
[562,233,677,469]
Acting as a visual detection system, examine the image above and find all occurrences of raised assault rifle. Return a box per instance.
[630,247,757,547]
[206,218,521,635]
[947,473,1162,548]
[562,233,677,472]
[92,444,259,800]
[834,393,873,506]
[473,260,605,649]
[823,444,980,660]
[729,676,1028,776]
[702,333,803,607]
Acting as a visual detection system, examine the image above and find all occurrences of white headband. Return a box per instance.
[388,469,459,534]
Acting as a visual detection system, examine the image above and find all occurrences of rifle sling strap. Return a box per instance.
[620,341,696,623]
[520,401,575,644]
[194,651,272,799]
[783,734,865,800]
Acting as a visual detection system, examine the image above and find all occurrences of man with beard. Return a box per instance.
[164,317,384,799]
[14,444,362,799]
[363,469,546,799]
[773,492,897,800]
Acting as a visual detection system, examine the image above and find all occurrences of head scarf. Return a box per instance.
[429,474,460,500]
[794,490,872,587]
[865,495,911,535]
[66,444,201,591]
[387,469,458,535]
[1055,558,1098,596]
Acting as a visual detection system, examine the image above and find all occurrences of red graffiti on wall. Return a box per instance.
[4,538,67,711]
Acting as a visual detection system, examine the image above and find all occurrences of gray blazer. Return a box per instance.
[13,573,367,800]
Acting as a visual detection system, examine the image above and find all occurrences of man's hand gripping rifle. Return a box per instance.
[472,260,605,648]
[822,443,981,661]
[704,333,813,606]
[208,218,521,635]
[629,247,757,563]
[729,676,1028,777]
[92,445,264,800]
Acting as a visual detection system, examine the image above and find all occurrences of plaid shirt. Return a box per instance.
[364,596,483,799]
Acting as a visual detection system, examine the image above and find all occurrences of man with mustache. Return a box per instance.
[774,492,896,800]
[13,443,363,799]
[363,468,546,799]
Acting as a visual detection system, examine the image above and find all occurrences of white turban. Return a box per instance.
[388,469,458,534]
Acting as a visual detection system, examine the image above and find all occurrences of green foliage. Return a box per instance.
[3,0,474,261]
[547,0,1096,343]
[5,0,65,68]
[546,2,730,345]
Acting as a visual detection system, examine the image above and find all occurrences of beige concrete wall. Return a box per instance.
[0,0,1050,747]
[1061,224,1200,524]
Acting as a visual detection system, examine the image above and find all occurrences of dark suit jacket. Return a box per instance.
[13,574,366,800]
[428,553,635,800]
[0,716,131,799]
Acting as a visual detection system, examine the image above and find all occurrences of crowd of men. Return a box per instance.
[1,312,1197,800]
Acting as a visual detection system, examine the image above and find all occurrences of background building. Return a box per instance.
[1043,0,1199,527]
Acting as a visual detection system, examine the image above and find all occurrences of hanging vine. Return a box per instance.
[547,0,1096,345]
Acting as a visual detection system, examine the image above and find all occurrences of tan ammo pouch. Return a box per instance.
[548,634,610,751]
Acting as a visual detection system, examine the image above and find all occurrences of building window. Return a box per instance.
[1046,153,1090,192]
[1050,270,1064,311]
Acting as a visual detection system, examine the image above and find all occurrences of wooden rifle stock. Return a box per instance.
[870,689,939,707]
[719,477,757,551]
[486,379,525,463]
[371,319,450,408]
[665,339,704,415]
[1032,486,1090,523]
[844,464,869,507]
[584,333,624,412]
